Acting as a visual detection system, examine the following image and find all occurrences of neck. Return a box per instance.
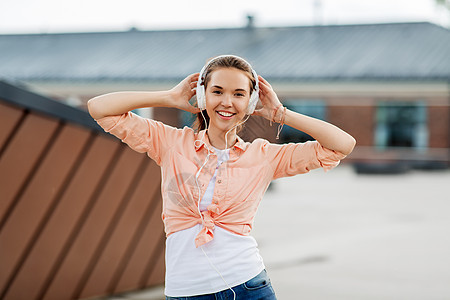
[207,126,237,150]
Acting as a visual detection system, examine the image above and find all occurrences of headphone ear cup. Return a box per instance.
[246,91,259,115]
[196,63,208,110]
[246,69,260,114]
[196,83,206,110]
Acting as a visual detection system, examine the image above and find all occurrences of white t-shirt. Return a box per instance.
[164,147,265,297]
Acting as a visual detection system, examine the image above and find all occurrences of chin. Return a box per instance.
[210,120,237,133]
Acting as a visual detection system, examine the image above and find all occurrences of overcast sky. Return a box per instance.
[0,0,448,34]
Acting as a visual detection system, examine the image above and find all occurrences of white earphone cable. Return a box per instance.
[200,246,237,300]
[194,110,236,300]
[224,114,251,150]
[194,62,253,297]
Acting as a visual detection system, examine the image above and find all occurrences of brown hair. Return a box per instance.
[194,55,257,132]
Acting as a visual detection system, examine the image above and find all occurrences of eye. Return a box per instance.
[235,92,245,97]
[212,90,222,95]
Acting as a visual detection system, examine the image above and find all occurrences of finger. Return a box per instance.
[258,75,272,89]
[258,81,269,94]
[258,80,267,89]
[188,104,201,114]
[258,75,267,84]
[190,73,200,81]
[252,108,263,116]
[184,73,199,84]
[252,108,270,119]
[258,77,270,88]
[259,75,269,83]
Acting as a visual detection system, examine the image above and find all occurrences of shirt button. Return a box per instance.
[218,180,222,184]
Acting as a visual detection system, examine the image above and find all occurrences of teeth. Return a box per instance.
[218,111,233,117]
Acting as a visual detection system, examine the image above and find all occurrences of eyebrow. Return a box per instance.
[212,85,248,92]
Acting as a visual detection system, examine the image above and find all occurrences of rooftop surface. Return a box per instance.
[1,22,449,82]
[103,165,450,300]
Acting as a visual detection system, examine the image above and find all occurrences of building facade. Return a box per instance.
[1,22,449,171]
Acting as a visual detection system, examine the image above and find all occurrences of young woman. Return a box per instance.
[87,55,356,300]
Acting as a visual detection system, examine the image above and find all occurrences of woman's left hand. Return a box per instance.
[252,75,282,121]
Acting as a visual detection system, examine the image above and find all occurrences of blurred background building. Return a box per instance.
[1,19,449,172]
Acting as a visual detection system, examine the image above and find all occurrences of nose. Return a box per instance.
[222,93,232,107]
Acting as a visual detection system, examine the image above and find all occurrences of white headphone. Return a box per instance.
[196,55,260,115]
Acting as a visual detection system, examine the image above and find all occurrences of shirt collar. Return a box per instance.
[233,135,247,151]
[194,130,247,152]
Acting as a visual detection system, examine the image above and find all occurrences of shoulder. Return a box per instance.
[249,138,270,147]
[242,138,272,153]
[245,138,321,156]
[247,138,284,149]
[142,117,195,138]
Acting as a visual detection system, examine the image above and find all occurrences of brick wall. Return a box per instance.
[428,105,450,148]
[328,105,375,147]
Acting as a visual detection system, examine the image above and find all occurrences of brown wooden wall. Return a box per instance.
[0,81,165,300]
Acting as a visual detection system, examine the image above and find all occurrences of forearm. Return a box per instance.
[283,109,356,155]
[87,91,173,120]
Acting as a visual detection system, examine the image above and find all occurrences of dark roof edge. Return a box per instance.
[0,21,445,36]
[0,80,103,132]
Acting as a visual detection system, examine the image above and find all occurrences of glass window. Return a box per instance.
[375,101,428,149]
[279,99,327,143]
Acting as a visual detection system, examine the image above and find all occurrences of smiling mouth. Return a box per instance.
[216,111,236,118]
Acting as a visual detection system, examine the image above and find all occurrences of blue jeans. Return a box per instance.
[165,269,277,300]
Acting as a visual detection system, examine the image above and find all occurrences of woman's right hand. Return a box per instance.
[169,73,201,114]
[87,73,201,120]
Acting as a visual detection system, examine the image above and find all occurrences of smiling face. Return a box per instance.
[204,67,252,134]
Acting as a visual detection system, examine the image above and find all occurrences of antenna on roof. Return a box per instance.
[246,14,255,29]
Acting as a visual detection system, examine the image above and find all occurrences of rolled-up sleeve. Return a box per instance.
[268,140,347,179]
[95,112,180,165]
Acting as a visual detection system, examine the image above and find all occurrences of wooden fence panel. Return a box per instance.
[0,81,166,300]
[0,113,59,227]
[114,190,164,293]
[79,160,162,298]
[0,102,24,151]
[0,123,90,298]
[145,241,166,287]
[42,146,144,300]
[4,136,119,300]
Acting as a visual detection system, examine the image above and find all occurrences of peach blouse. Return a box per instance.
[95,112,346,247]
